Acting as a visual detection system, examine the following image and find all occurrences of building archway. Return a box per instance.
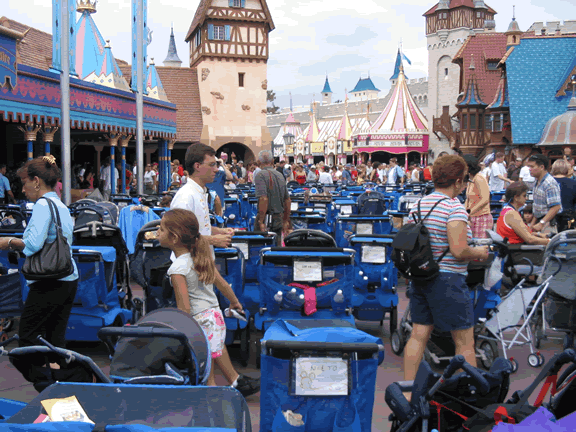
[216,142,255,165]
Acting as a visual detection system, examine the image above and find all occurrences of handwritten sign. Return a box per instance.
[294,260,322,282]
[362,245,386,264]
[294,357,348,396]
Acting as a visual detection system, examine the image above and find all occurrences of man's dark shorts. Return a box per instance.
[409,271,473,332]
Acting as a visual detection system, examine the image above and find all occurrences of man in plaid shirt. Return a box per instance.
[527,154,562,233]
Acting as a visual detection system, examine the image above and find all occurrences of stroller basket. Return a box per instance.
[545,293,576,332]
[4,382,251,431]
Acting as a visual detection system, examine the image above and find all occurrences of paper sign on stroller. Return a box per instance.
[362,245,386,264]
[41,395,94,423]
[341,205,352,215]
[294,260,322,282]
[231,242,249,260]
[293,357,349,396]
[357,223,373,235]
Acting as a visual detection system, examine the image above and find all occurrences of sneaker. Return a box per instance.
[234,374,260,398]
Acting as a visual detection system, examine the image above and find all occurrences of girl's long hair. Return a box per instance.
[162,209,217,285]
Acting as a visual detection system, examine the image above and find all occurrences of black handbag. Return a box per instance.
[22,197,74,280]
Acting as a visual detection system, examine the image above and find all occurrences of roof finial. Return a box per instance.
[513,5,516,20]
[105,39,111,48]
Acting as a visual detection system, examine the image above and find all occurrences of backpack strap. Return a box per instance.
[417,197,450,262]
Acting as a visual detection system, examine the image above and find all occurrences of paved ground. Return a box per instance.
[0,283,569,431]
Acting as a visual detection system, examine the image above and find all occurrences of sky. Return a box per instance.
[4,0,573,109]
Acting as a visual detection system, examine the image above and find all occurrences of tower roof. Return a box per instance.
[487,72,509,109]
[75,8,107,80]
[390,49,408,81]
[337,108,353,141]
[185,0,275,42]
[164,26,182,65]
[351,77,380,93]
[367,67,428,134]
[458,73,487,107]
[322,76,332,94]
[146,59,170,101]
[506,18,522,34]
[305,107,320,142]
[424,0,497,16]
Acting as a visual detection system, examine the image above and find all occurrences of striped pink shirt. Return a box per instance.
[407,193,472,275]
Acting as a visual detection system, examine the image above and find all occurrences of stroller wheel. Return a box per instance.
[389,306,398,336]
[479,340,498,370]
[537,353,545,366]
[0,319,14,333]
[391,330,405,356]
[528,353,541,368]
[509,358,519,373]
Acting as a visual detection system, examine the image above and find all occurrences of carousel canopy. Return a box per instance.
[273,113,303,145]
[365,66,428,134]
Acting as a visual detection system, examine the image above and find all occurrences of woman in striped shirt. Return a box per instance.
[403,155,490,398]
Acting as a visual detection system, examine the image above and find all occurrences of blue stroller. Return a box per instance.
[64,246,133,341]
[223,195,245,229]
[214,246,251,366]
[254,238,356,332]
[130,220,172,315]
[290,210,329,232]
[356,190,389,215]
[334,215,392,248]
[348,234,398,333]
[259,319,384,432]
[230,231,278,316]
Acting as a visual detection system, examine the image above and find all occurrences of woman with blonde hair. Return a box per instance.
[551,158,576,232]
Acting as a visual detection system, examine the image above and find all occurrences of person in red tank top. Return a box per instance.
[496,182,549,246]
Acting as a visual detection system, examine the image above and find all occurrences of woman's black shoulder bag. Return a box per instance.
[22,197,74,280]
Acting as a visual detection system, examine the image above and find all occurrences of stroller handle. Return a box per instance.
[551,348,576,374]
[262,340,382,354]
[98,326,189,344]
[428,355,490,397]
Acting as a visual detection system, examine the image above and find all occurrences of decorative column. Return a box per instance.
[120,134,132,194]
[106,133,120,195]
[41,126,59,155]
[157,140,166,193]
[94,145,104,176]
[18,121,41,160]
[168,139,176,189]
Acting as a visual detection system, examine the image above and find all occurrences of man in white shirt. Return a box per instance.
[519,161,536,189]
[411,164,421,183]
[100,157,119,201]
[318,166,333,185]
[170,143,260,395]
[387,158,404,185]
[489,152,512,192]
[335,166,343,182]
[366,161,373,177]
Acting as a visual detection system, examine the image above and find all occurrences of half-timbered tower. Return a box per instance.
[185,0,275,163]
[423,0,496,158]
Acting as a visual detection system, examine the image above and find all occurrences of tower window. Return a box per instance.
[230,0,245,6]
[195,31,201,48]
[462,114,468,130]
[238,72,245,87]
[214,26,225,40]
[470,114,477,129]
[485,114,492,130]
[444,68,449,77]
[487,61,498,71]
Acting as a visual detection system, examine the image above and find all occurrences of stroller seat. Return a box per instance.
[108,308,211,386]
[284,229,336,248]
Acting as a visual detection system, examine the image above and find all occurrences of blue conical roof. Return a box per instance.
[146,59,169,101]
[390,49,408,81]
[322,76,332,94]
[75,9,106,80]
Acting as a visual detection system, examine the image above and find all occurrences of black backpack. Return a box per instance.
[391,198,448,281]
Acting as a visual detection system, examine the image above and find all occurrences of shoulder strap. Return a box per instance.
[38,196,63,229]
[417,197,448,224]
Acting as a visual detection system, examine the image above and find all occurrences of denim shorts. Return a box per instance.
[409,271,473,333]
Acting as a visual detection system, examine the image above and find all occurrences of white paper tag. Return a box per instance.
[305,208,314,213]
[230,194,238,199]
[294,357,348,396]
[231,242,249,260]
[294,260,322,282]
[403,216,410,225]
[315,203,327,209]
[362,245,386,264]
[291,203,299,211]
[357,223,373,235]
[340,205,352,215]
[324,269,335,278]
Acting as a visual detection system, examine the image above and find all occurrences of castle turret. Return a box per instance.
[321,76,332,105]
[163,25,182,67]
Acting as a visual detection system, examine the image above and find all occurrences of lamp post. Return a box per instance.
[283,133,294,162]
